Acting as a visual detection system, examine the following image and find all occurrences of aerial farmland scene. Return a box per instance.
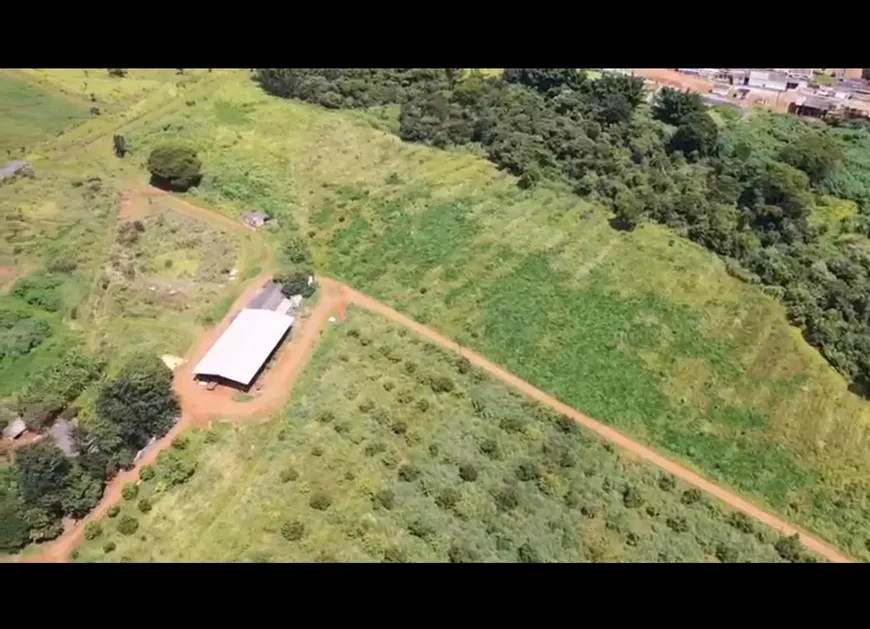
[2,67,870,563]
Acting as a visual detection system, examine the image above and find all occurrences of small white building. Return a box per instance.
[748,70,789,92]
[193,308,294,389]
[2,418,26,440]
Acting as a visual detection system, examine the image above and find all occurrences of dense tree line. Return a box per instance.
[253,68,870,394]
[253,69,459,109]
[0,353,179,551]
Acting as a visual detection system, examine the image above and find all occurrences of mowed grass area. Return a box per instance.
[0,73,89,154]
[73,308,802,563]
[67,69,870,559]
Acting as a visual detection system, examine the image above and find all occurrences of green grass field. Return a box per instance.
[6,69,870,560]
[73,308,805,563]
[0,73,89,155]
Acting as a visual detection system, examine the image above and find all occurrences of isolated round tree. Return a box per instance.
[147,144,202,191]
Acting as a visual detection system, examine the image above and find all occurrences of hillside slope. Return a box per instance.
[15,69,870,559]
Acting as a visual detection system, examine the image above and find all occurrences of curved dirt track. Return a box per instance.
[12,189,854,564]
[337,284,854,564]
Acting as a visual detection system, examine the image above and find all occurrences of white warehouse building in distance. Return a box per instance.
[192,281,301,390]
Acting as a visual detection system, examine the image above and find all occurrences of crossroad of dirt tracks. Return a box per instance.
[15,188,854,564]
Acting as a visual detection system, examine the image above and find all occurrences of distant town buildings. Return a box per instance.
[667,67,870,122]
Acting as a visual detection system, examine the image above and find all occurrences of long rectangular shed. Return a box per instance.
[193,308,294,388]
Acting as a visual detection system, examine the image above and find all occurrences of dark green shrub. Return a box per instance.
[499,416,525,433]
[139,466,155,482]
[103,541,116,553]
[479,438,501,459]
[715,544,739,563]
[147,144,203,191]
[515,461,540,482]
[517,543,541,563]
[554,416,579,434]
[382,547,406,563]
[459,463,478,482]
[364,442,386,457]
[157,450,197,487]
[280,468,299,483]
[407,519,434,539]
[358,399,375,413]
[398,464,420,482]
[493,486,520,512]
[563,491,580,509]
[317,410,334,423]
[391,420,408,435]
[171,436,188,450]
[658,474,676,492]
[282,236,312,265]
[456,357,471,374]
[275,271,316,299]
[311,445,324,457]
[773,534,804,563]
[622,485,644,508]
[373,489,395,510]
[681,488,702,505]
[415,398,429,412]
[107,505,120,518]
[309,492,332,511]
[137,499,152,514]
[666,516,688,533]
[403,360,416,374]
[121,483,138,501]
[10,274,64,312]
[117,515,139,536]
[435,487,461,510]
[428,443,440,457]
[429,375,454,393]
[448,544,477,563]
[625,532,640,547]
[281,520,305,541]
[726,511,755,534]
[84,522,102,540]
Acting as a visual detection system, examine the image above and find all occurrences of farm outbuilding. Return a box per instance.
[243,211,271,228]
[0,160,34,183]
[193,308,294,389]
[247,281,285,310]
[49,420,76,456]
[789,96,837,119]
[2,418,26,440]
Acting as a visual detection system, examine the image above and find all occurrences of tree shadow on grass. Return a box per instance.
[149,174,201,193]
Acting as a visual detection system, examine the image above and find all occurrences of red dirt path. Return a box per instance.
[7,187,854,564]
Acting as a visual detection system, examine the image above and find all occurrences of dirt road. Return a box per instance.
[11,189,855,564]
[334,283,854,563]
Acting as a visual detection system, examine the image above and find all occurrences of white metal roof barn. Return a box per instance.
[193,308,294,387]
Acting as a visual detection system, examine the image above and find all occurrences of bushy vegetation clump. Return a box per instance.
[147,144,202,191]
[1,351,180,553]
